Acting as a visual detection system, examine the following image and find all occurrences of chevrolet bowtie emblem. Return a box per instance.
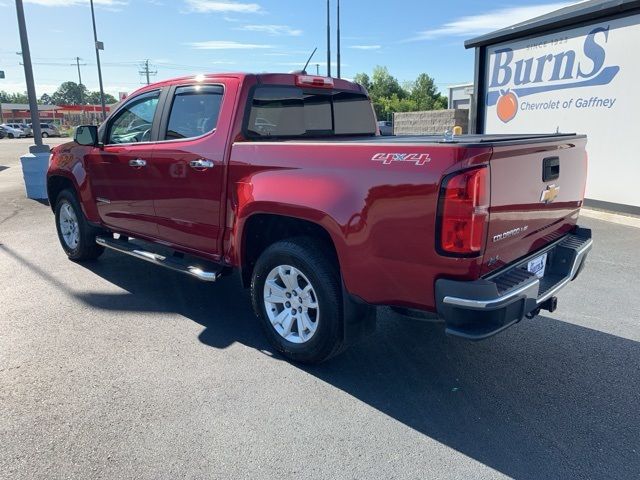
[540,184,560,204]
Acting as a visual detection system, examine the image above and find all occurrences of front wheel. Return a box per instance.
[251,238,347,364]
[42,132,49,138]
[8,133,14,139]
[54,189,104,261]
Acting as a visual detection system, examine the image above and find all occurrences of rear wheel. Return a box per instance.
[54,189,104,261]
[8,133,14,139]
[251,238,346,364]
[42,132,49,138]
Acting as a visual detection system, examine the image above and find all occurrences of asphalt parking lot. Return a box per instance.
[1,137,639,479]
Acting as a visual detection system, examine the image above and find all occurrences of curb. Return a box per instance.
[581,208,640,229]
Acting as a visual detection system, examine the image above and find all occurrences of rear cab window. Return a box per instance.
[245,86,376,139]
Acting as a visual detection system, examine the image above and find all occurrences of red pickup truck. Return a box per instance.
[47,73,592,363]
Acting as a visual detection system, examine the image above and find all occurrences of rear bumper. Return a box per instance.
[435,227,592,340]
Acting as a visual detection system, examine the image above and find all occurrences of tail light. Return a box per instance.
[438,166,489,255]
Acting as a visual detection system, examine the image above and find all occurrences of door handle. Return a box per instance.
[129,158,147,167]
[189,159,215,170]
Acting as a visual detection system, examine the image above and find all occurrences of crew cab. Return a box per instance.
[46,73,592,363]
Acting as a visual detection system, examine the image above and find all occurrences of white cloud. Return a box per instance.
[185,0,262,13]
[349,45,381,50]
[23,0,126,5]
[409,2,579,40]
[238,24,302,36]
[188,40,273,49]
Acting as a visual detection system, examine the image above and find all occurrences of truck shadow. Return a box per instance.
[80,252,639,480]
[3,246,637,479]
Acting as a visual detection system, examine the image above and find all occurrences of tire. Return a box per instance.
[42,132,49,138]
[251,237,346,364]
[8,133,14,139]
[54,189,104,261]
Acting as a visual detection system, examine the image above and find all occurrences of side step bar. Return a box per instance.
[96,236,222,282]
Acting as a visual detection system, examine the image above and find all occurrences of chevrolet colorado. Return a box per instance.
[47,73,592,363]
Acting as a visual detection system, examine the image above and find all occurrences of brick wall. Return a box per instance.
[392,109,469,135]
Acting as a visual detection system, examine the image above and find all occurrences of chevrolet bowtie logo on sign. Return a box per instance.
[371,153,431,166]
[540,184,560,204]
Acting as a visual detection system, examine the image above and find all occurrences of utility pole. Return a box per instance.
[326,0,331,77]
[75,57,83,86]
[74,56,87,123]
[14,0,45,152]
[90,0,107,120]
[337,0,341,78]
[139,60,157,85]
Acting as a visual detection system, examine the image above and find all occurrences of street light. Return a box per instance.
[90,0,107,121]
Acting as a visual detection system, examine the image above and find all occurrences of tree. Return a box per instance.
[0,91,29,103]
[375,94,418,121]
[409,73,448,111]
[51,81,88,105]
[39,93,53,105]
[352,67,449,119]
[86,91,117,105]
[369,66,405,100]
[353,72,371,92]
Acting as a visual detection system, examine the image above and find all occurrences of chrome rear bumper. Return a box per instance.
[435,227,592,340]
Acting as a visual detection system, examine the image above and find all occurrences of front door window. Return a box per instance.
[107,91,160,144]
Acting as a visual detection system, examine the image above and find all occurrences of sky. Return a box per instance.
[0,0,579,100]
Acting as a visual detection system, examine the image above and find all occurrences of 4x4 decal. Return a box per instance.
[371,153,431,166]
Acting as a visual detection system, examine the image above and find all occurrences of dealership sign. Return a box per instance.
[482,14,640,208]
[486,25,620,123]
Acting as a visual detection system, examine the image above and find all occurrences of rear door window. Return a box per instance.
[164,85,224,140]
[246,86,376,138]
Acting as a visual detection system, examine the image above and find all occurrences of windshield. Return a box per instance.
[245,86,376,138]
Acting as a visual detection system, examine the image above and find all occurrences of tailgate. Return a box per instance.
[482,136,588,276]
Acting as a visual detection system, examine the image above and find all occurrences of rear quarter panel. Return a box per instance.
[226,141,492,310]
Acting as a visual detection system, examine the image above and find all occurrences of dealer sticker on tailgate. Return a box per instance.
[527,253,548,278]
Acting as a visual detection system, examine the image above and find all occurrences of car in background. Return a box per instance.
[0,124,27,139]
[0,126,6,139]
[29,122,60,138]
[377,120,393,136]
[4,122,32,136]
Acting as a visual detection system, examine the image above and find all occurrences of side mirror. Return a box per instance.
[74,125,99,146]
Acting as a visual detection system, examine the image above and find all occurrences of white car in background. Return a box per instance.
[4,123,32,136]
[0,124,27,139]
[30,122,61,137]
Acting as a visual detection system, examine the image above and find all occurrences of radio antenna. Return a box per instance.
[302,47,318,74]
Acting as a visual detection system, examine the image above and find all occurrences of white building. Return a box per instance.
[447,83,473,110]
[466,0,640,214]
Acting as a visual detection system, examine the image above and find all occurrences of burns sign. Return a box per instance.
[481,13,640,209]
[486,26,620,123]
